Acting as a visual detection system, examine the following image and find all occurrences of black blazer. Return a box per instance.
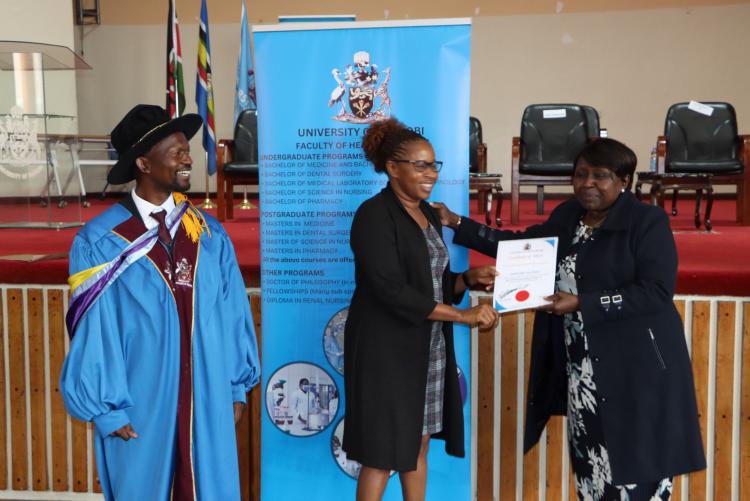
[454,191,705,484]
[342,184,465,471]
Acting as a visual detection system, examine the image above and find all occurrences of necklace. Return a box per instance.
[580,217,604,239]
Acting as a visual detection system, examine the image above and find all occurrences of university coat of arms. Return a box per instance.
[328,51,391,124]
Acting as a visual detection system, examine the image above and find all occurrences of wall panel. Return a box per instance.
[74,5,750,196]
[0,286,746,500]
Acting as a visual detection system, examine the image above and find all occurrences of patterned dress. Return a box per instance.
[558,220,672,501]
[422,224,449,435]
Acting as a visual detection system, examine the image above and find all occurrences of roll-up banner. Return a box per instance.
[254,18,472,500]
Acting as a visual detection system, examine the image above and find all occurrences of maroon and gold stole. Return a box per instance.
[113,209,201,501]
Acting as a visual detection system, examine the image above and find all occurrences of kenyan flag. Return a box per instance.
[166,0,185,118]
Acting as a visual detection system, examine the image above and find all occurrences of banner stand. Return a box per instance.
[254,19,472,500]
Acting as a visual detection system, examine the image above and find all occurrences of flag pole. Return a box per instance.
[236,186,256,209]
[198,151,216,209]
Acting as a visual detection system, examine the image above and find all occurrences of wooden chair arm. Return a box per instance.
[477,142,487,174]
[656,136,666,173]
[217,139,234,167]
[510,137,521,224]
[739,135,750,225]
[512,137,521,164]
[740,135,750,169]
[511,137,521,177]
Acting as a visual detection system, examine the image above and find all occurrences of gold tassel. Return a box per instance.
[173,192,211,243]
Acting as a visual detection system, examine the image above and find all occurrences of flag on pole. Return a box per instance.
[234,0,256,126]
[196,0,217,175]
[166,0,185,118]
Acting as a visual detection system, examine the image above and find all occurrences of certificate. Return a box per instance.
[493,237,558,312]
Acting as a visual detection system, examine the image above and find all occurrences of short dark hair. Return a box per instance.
[362,117,427,173]
[300,378,309,386]
[575,138,637,182]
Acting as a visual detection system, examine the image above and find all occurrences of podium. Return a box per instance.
[0,41,91,229]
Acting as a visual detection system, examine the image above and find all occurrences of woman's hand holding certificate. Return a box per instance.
[538,291,579,315]
[459,304,500,330]
[461,265,498,292]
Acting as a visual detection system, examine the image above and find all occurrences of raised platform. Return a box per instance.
[0,195,747,295]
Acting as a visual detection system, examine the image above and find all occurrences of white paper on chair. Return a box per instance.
[688,100,714,116]
[543,109,567,119]
[493,237,558,313]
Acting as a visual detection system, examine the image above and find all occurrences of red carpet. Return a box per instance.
[0,196,747,296]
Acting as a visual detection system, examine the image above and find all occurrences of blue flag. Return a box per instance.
[196,0,217,175]
[234,0,256,126]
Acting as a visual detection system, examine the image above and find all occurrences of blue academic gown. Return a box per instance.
[60,199,260,500]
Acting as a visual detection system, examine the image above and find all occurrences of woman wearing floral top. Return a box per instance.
[433,139,705,500]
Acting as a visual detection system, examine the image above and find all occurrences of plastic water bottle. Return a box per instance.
[649,146,657,172]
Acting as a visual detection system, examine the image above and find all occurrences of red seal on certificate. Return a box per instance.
[515,290,530,302]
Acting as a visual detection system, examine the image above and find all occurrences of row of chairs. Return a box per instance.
[470,102,748,227]
[215,103,748,227]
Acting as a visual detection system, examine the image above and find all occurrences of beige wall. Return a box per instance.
[75,3,750,193]
[99,0,750,24]
[0,0,75,46]
[75,21,245,193]
[473,4,750,191]
[0,0,78,121]
[0,0,79,197]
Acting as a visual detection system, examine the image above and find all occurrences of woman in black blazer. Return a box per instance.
[343,118,499,501]
[433,139,705,500]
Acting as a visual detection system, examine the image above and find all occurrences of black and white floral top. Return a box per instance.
[557,220,672,501]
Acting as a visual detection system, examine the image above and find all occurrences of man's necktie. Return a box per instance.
[150,210,174,247]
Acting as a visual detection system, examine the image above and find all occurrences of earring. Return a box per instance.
[621,188,625,193]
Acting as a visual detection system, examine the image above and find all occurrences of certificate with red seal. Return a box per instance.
[493,237,558,313]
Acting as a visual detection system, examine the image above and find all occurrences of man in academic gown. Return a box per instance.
[60,104,260,501]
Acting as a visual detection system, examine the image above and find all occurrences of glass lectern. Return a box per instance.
[0,41,91,228]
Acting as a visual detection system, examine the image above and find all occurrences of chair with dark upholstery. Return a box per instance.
[468,116,503,226]
[217,109,259,222]
[469,116,486,175]
[510,104,589,224]
[582,105,601,139]
[652,102,749,225]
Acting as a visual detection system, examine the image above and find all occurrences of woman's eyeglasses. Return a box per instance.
[391,159,444,173]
